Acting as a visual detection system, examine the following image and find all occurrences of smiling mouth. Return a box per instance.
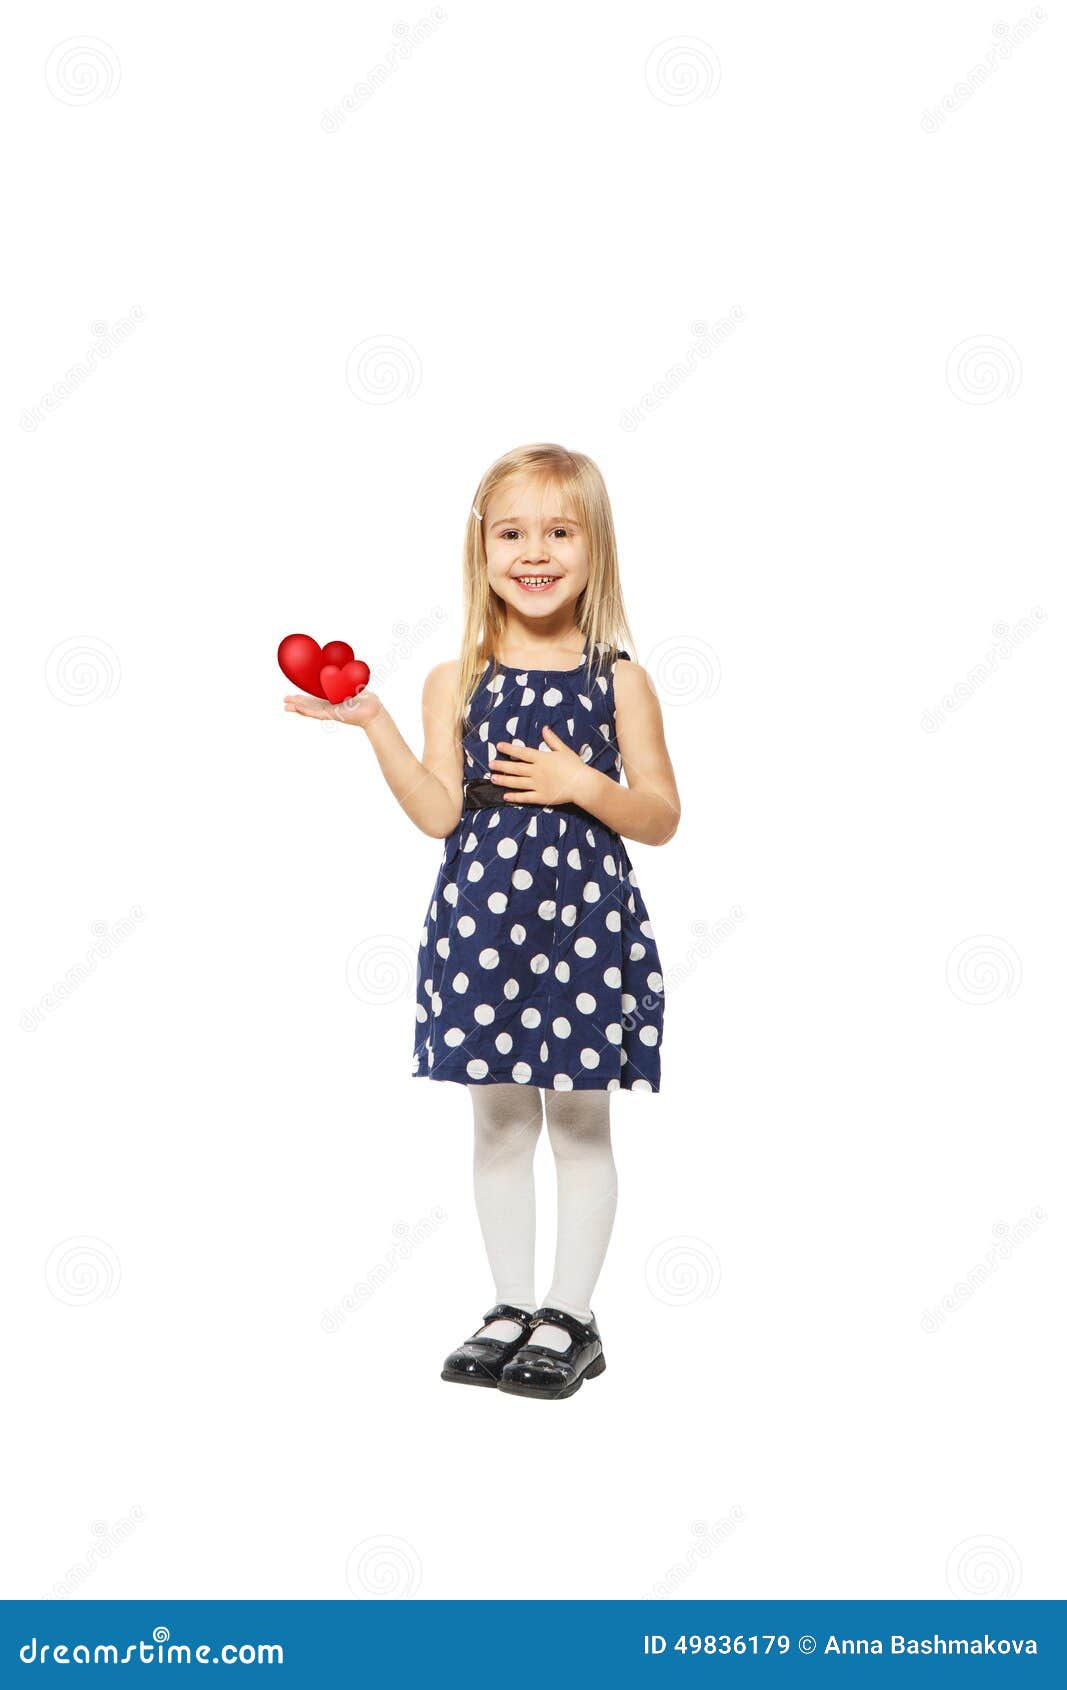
[515,575,561,592]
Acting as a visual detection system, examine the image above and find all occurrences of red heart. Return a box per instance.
[320,659,370,704]
[278,634,355,699]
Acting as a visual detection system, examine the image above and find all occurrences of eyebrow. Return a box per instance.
[490,516,581,528]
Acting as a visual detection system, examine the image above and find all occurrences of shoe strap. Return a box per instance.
[527,1306,595,1349]
[482,1302,534,1326]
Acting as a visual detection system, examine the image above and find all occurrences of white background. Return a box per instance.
[3,2,1063,1603]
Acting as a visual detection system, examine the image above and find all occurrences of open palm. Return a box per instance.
[283,689,382,727]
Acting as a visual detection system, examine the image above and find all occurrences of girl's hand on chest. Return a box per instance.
[487,726,591,806]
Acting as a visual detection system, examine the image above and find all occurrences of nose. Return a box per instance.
[520,538,550,566]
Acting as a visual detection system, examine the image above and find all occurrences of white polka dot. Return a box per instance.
[553,1073,573,1091]
[495,1031,513,1053]
[510,924,526,944]
[640,920,654,938]
[561,905,577,926]
[639,1025,659,1046]
[555,960,571,983]
[632,1079,652,1092]
[474,1004,495,1025]
[512,1061,532,1083]
[415,1003,427,1023]
[603,855,617,876]
[521,1007,541,1028]
[602,965,622,988]
[574,936,596,958]
[487,892,508,914]
[630,942,646,960]
[567,848,582,870]
[530,953,549,974]
[583,882,600,903]
[456,915,476,937]
[505,715,519,734]
[443,883,459,905]
[605,910,621,931]
[552,1016,571,1037]
[512,869,533,890]
[575,992,597,1014]
[607,1078,620,1092]
[621,993,636,1012]
[435,937,450,957]
[444,1027,465,1047]
[453,972,469,993]
[497,837,518,858]
[431,992,442,1014]
[543,686,563,706]
[578,694,592,710]
[478,948,499,968]
[467,862,484,882]
[648,971,663,992]
[486,673,504,692]
[539,1040,548,1060]
[606,1023,622,1044]
[537,899,556,920]
[467,1059,489,1079]
[580,1048,600,1069]
[542,846,559,867]
[521,687,535,706]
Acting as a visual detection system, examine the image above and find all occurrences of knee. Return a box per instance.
[473,1098,543,1167]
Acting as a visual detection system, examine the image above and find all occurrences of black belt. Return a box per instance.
[462,777,602,831]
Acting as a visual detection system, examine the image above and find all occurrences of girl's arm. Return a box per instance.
[284,662,464,840]
[574,660,681,846]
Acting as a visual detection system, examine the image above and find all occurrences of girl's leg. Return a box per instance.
[470,1082,544,1340]
[537,1089,617,1350]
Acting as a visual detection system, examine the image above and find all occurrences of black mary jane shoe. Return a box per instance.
[497,1307,607,1400]
[440,1303,536,1388]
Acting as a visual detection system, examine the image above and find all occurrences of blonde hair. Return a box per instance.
[452,443,637,734]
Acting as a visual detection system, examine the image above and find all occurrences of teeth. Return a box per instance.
[518,577,558,586]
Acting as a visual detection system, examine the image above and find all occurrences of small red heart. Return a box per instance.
[320,659,370,704]
[278,634,355,699]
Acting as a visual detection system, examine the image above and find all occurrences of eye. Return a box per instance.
[500,529,521,542]
[550,527,569,539]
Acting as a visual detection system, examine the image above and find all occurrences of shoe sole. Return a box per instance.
[496,1352,606,1400]
[440,1369,500,1388]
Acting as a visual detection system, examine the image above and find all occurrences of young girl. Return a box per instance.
[284,444,680,1399]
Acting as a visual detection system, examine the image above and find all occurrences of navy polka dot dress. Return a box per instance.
[411,642,664,1092]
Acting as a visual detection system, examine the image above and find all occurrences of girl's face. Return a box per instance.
[482,475,590,622]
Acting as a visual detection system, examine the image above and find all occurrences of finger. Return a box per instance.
[495,740,537,762]
[489,771,534,788]
[541,724,564,743]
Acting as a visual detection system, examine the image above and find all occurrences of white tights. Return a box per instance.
[470,1083,617,1353]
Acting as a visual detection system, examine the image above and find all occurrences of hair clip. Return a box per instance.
[471,504,483,521]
